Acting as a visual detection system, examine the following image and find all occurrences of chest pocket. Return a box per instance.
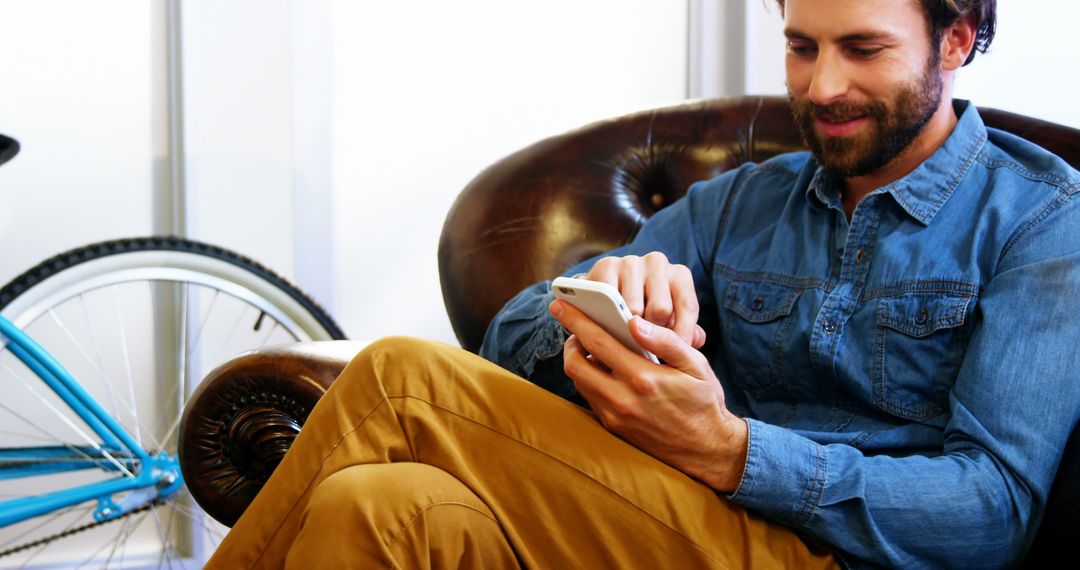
[722,280,803,397]
[873,292,974,421]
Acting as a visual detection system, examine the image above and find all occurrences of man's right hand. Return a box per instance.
[582,252,706,349]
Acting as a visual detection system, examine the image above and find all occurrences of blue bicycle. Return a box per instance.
[0,136,346,568]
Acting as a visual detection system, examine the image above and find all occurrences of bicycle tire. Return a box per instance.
[0,236,346,569]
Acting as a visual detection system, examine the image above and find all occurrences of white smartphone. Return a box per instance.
[551,276,660,364]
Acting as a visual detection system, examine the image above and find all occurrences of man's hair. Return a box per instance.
[773,0,997,66]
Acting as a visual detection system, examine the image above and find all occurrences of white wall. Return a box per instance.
[736,0,1080,129]
[170,0,689,346]
[0,0,165,284]
[179,0,297,286]
[330,0,689,344]
[952,1,1080,128]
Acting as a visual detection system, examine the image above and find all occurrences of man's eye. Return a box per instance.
[787,42,815,57]
[848,47,883,58]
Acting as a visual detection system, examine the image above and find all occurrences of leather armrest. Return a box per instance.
[178,341,367,527]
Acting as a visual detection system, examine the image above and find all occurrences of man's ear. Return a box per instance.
[940,12,978,70]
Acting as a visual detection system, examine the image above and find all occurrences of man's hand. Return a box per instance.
[584,252,706,349]
[549,298,748,494]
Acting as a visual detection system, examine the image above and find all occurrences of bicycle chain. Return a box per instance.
[0,502,155,560]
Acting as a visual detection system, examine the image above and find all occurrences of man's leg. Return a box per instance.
[285,463,518,569]
[207,337,837,569]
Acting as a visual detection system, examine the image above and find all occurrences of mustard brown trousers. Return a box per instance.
[206,337,837,569]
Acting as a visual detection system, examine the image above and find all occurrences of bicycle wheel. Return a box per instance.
[0,236,345,569]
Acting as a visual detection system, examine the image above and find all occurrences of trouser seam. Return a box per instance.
[383,500,503,567]
[252,397,391,568]
[385,393,730,569]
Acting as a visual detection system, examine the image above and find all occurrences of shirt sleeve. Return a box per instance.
[729,189,1080,568]
[479,166,746,396]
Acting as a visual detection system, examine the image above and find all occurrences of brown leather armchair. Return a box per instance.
[179,96,1080,564]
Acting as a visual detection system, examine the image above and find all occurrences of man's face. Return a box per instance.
[783,0,945,178]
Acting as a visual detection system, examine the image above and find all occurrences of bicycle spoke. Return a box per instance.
[167,498,228,540]
[0,503,87,550]
[174,281,191,451]
[17,503,97,569]
[186,289,219,358]
[257,320,282,349]
[74,508,151,570]
[72,296,165,453]
[112,284,144,450]
[150,505,181,570]
[0,426,65,445]
[77,293,164,453]
[153,282,192,451]
[48,308,107,381]
[0,358,134,477]
[156,507,177,565]
[0,401,115,472]
[100,512,133,569]
[152,288,221,453]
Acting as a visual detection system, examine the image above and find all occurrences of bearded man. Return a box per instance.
[208,0,1079,568]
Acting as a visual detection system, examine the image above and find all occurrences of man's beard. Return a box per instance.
[789,58,944,178]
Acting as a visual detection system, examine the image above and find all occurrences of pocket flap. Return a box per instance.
[876,294,972,337]
[725,281,802,323]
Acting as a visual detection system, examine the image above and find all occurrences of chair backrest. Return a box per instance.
[439,96,1080,352]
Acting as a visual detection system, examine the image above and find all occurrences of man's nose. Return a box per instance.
[808,51,849,105]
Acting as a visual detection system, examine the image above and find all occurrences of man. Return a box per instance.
[208,0,1079,567]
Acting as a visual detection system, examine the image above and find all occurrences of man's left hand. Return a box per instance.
[549,299,749,493]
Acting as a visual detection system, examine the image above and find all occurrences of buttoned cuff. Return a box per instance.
[727,418,828,528]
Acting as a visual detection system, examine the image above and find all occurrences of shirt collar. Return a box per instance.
[804,100,988,225]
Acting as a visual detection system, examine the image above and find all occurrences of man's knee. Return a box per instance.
[343,335,508,395]
[296,463,513,568]
[340,336,446,391]
[301,463,495,536]
[353,336,438,367]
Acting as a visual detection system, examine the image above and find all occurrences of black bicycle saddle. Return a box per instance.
[0,134,19,167]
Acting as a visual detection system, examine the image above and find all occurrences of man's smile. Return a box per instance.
[813,114,870,137]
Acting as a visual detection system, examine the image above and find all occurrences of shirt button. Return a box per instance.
[751,295,765,311]
[823,319,837,334]
[855,247,864,263]
[914,308,929,325]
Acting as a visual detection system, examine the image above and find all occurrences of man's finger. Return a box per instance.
[669,265,700,345]
[628,316,708,378]
[563,334,624,407]
[643,270,674,327]
[617,257,645,316]
[585,257,620,289]
[692,324,707,349]
[550,298,646,371]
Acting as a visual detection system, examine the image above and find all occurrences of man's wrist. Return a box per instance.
[708,413,749,494]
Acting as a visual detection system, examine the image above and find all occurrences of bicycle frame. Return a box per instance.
[0,315,183,528]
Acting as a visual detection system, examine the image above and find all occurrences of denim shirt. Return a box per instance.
[480,101,1080,568]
